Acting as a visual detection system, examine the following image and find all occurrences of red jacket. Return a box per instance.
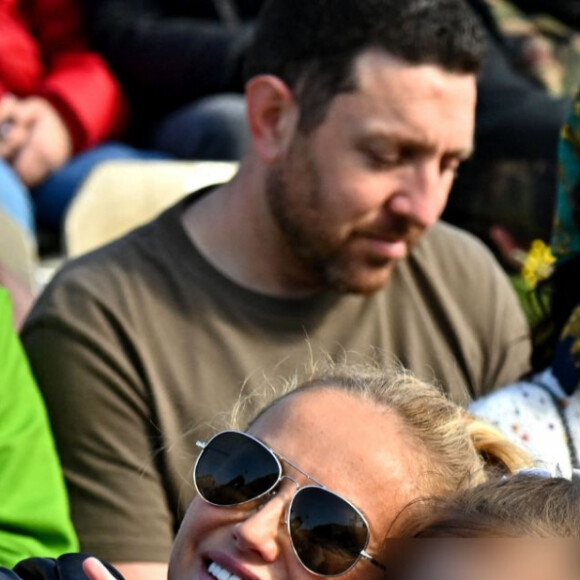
[0,0,128,152]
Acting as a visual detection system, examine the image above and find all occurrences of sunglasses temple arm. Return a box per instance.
[360,551,387,572]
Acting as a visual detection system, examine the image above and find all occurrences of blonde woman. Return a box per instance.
[8,363,529,580]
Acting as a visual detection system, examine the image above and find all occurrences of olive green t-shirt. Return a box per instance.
[22,193,530,563]
[0,288,78,566]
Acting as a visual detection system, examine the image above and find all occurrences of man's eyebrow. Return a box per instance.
[446,145,474,160]
[357,132,473,159]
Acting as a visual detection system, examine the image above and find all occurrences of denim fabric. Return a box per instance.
[151,94,249,160]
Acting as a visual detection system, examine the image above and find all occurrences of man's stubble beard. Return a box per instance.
[264,148,403,295]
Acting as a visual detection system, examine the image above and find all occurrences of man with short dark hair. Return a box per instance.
[22,2,530,580]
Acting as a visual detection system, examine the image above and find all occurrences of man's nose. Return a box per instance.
[388,161,450,229]
[232,484,295,563]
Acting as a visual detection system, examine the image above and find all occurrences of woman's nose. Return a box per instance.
[232,484,295,563]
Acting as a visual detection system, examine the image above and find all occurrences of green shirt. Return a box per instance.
[0,288,78,566]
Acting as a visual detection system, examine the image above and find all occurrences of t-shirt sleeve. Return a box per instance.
[21,277,174,563]
[0,289,78,567]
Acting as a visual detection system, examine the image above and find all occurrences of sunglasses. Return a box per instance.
[194,430,387,577]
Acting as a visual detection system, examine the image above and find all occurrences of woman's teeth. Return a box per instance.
[208,561,241,580]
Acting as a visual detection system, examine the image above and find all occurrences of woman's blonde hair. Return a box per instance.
[229,361,531,500]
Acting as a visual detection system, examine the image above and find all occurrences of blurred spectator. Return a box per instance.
[0,0,165,240]
[79,0,259,160]
[0,286,78,566]
[467,0,570,160]
[470,85,580,474]
[508,0,580,36]
[485,0,580,97]
[444,0,573,268]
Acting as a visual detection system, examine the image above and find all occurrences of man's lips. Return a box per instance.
[356,233,409,260]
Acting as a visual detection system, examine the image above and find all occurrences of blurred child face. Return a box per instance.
[393,539,576,580]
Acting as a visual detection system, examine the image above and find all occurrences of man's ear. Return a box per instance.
[245,75,299,162]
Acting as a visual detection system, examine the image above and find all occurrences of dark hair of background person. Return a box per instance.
[244,0,486,133]
[401,474,580,538]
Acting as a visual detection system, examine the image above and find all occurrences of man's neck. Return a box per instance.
[181,161,322,298]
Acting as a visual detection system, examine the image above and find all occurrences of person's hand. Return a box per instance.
[83,557,120,580]
[10,96,73,187]
[0,93,32,162]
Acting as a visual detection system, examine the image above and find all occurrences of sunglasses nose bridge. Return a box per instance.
[280,473,300,488]
[277,475,300,526]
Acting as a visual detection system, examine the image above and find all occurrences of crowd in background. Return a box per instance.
[1,0,579,255]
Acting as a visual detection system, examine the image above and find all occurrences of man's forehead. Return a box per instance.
[336,51,476,151]
[352,47,476,84]
[350,49,476,107]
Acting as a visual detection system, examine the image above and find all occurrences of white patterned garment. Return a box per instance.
[470,368,580,477]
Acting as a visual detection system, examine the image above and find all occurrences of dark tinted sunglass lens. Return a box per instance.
[195,432,280,506]
[289,487,369,576]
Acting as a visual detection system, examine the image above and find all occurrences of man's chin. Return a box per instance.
[326,262,396,295]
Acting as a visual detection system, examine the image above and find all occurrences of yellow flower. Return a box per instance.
[521,239,556,289]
